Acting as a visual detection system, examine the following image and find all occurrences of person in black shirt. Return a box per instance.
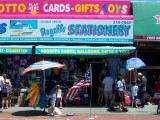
[147,74,157,105]
[138,72,147,108]
[45,76,55,95]
[45,76,57,116]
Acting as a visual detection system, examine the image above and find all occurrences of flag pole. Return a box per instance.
[43,70,46,113]
[89,64,95,120]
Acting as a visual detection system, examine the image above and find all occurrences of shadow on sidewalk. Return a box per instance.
[106,108,129,113]
[11,110,47,117]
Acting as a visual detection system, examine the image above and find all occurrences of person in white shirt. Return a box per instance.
[131,81,139,108]
[56,85,63,109]
[102,73,114,107]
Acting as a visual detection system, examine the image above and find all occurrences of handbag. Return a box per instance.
[2,87,7,93]
[2,80,10,94]
[54,107,62,115]
[124,95,131,105]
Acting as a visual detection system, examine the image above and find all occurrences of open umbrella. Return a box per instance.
[22,60,65,91]
[22,60,64,74]
[22,60,65,111]
[120,57,146,70]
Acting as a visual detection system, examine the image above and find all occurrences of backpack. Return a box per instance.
[2,84,8,93]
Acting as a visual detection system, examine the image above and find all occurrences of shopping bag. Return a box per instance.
[124,95,131,105]
[54,107,62,115]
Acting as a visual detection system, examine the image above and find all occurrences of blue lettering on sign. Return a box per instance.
[68,24,131,36]
[0,23,7,34]
[40,24,66,37]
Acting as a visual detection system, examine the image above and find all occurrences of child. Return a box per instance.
[56,85,63,109]
[131,81,139,108]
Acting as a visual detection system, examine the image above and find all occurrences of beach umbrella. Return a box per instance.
[22,60,65,93]
[120,57,146,70]
[22,60,64,74]
[22,60,65,112]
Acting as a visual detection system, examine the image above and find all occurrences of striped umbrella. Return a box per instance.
[22,60,64,75]
[21,60,65,113]
[22,60,65,93]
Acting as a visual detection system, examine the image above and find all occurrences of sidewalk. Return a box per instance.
[0,105,159,120]
[1,104,158,115]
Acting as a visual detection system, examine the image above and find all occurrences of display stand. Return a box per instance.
[11,88,18,106]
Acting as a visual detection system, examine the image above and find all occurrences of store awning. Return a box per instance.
[35,46,135,56]
[0,45,33,54]
[133,2,160,37]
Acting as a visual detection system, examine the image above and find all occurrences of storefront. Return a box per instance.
[0,0,135,105]
[132,1,160,103]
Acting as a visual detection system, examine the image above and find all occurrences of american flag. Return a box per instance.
[66,68,91,99]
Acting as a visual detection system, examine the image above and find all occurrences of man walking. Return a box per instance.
[102,73,114,108]
[138,72,147,108]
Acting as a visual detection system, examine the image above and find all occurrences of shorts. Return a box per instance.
[98,88,103,94]
[57,97,62,102]
[104,91,112,100]
[115,90,124,102]
[2,92,7,97]
[98,88,103,97]
[132,95,138,100]
[149,89,155,97]
[50,93,57,106]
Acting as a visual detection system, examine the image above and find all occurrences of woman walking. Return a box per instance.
[2,74,12,109]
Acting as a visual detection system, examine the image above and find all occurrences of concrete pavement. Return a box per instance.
[0,105,159,120]
[1,104,159,115]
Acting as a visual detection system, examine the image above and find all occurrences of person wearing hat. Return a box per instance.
[138,72,147,108]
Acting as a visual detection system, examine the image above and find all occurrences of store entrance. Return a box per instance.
[88,63,104,105]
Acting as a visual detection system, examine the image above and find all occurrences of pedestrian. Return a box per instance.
[131,81,139,108]
[99,70,106,84]
[45,76,57,116]
[49,84,57,116]
[102,73,114,108]
[2,74,12,109]
[56,85,63,109]
[98,82,104,106]
[114,75,128,112]
[0,75,4,112]
[45,76,55,108]
[147,74,156,105]
[137,72,147,108]
[122,76,127,93]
